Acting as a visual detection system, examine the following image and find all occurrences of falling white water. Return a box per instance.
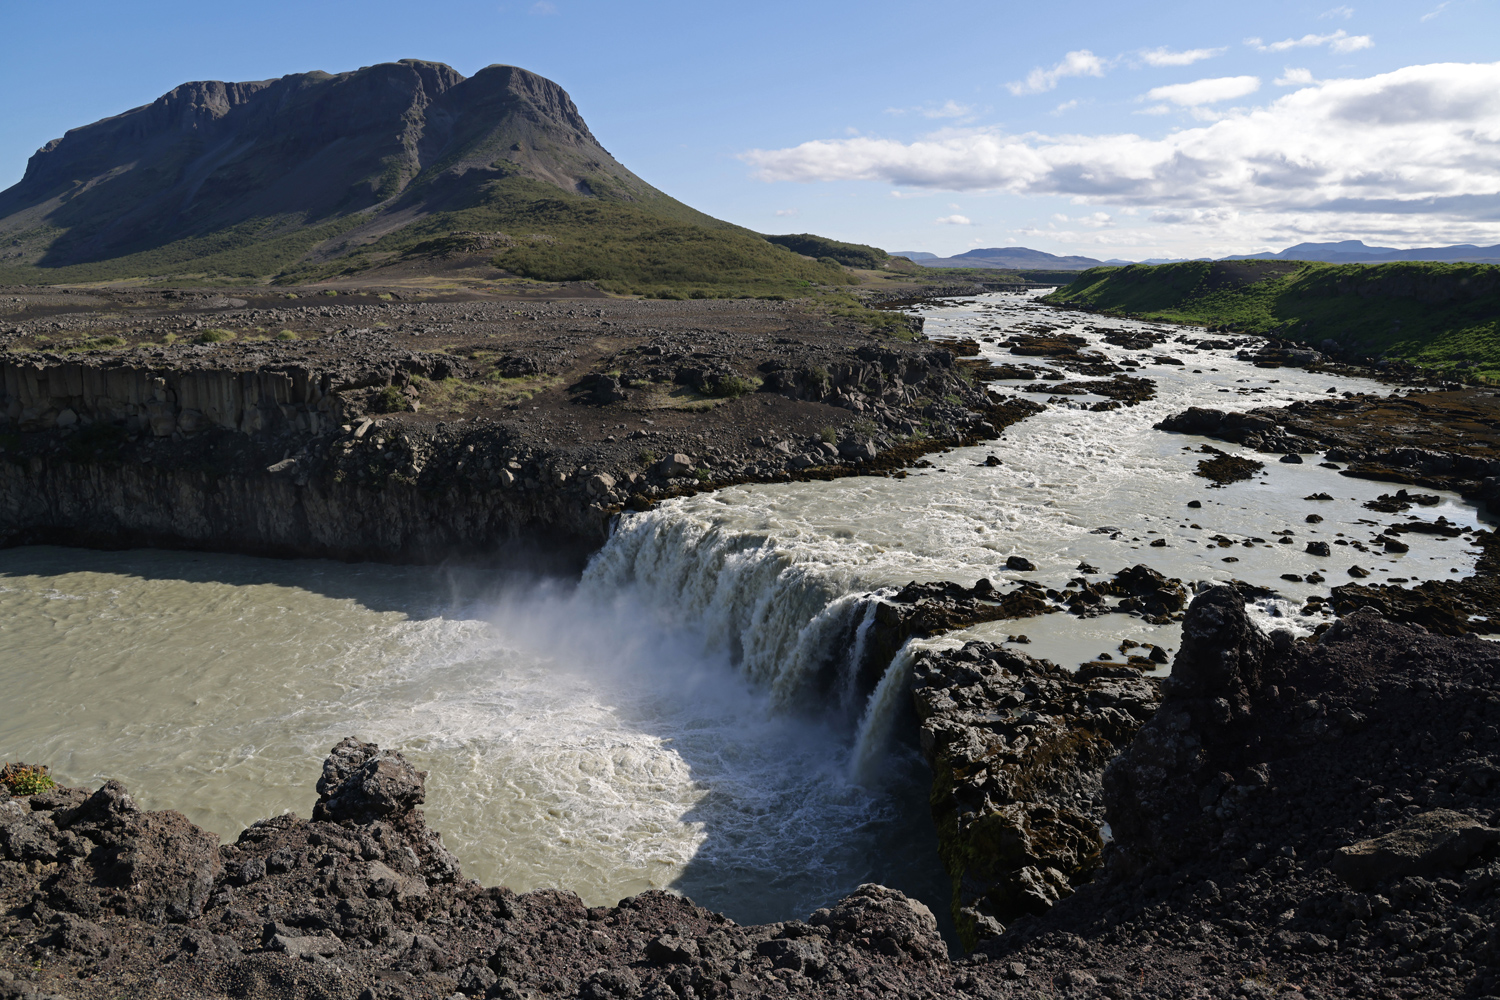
[851,640,922,783]
[839,600,884,717]
[580,509,876,707]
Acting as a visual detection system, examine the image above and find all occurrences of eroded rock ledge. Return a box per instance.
[0,296,1033,563]
[0,740,949,1000]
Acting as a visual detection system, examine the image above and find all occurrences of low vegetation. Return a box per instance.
[1,762,55,795]
[0,214,366,287]
[1045,260,1500,380]
[291,178,855,297]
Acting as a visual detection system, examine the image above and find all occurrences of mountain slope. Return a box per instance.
[0,60,843,291]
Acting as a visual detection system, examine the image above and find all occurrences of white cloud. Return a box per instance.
[1275,68,1318,86]
[742,62,1500,245]
[1007,50,1107,95]
[1321,5,1355,18]
[1247,30,1374,53]
[774,209,798,217]
[1147,75,1261,106]
[1140,46,1226,67]
[886,100,975,119]
[936,215,975,225]
[1052,99,1080,115]
[924,100,974,119]
[1422,2,1451,21]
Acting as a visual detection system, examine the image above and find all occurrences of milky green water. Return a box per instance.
[0,549,945,925]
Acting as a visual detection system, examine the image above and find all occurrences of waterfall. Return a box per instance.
[580,506,877,709]
[838,599,882,717]
[850,641,920,783]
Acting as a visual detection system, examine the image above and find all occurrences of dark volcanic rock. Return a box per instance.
[1103,585,1272,866]
[314,738,428,824]
[912,641,1161,947]
[0,742,960,1000]
[976,589,1500,1000]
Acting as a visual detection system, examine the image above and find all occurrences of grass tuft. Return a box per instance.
[1,763,55,795]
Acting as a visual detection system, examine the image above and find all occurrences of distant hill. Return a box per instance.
[898,247,1106,270]
[1225,240,1500,265]
[891,251,938,261]
[765,233,887,269]
[0,60,848,293]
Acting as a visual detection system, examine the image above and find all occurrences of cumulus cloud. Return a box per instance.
[1007,50,1107,95]
[936,214,975,225]
[1147,75,1261,106]
[1321,5,1355,18]
[774,209,798,217]
[742,62,1500,241]
[1053,99,1080,115]
[1140,46,1226,67]
[1276,68,1318,86]
[1247,30,1374,53]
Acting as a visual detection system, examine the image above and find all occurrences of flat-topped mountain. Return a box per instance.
[0,60,843,292]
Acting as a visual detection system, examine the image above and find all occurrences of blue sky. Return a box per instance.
[2,0,1496,259]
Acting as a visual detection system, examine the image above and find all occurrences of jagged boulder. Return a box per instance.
[1103,585,1276,866]
[313,737,428,824]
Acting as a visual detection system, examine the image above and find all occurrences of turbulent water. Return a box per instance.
[0,291,1488,927]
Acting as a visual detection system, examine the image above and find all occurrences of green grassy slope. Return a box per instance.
[0,215,368,286]
[0,178,853,294]
[1044,260,1500,380]
[291,178,853,295]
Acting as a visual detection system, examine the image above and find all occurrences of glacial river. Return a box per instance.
[0,291,1488,927]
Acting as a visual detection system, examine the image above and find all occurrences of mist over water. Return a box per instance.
[0,291,1488,929]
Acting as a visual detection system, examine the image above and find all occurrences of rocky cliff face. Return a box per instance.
[0,293,1026,564]
[966,588,1500,999]
[0,60,700,270]
[910,642,1160,949]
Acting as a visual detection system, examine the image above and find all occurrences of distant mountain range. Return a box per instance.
[891,247,1111,270]
[1224,240,1500,264]
[892,240,1500,270]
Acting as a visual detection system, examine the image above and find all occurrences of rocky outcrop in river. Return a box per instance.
[971,588,1500,999]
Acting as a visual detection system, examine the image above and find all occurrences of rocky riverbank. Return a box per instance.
[0,290,1027,562]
